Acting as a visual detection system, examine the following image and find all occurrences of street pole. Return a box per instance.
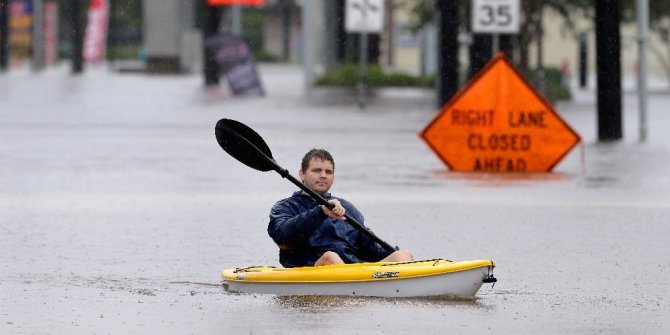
[637,0,649,142]
[469,34,491,79]
[357,32,368,109]
[107,0,115,63]
[32,0,45,72]
[595,0,622,141]
[281,0,292,61]
[578,32,588,89]
[536,0,545,95]
[0,0,8,72]
[70,0,84,74]
[436,0,459,107]
[203,4,221,86]
[301,0,315,91]
[231,5,241,36]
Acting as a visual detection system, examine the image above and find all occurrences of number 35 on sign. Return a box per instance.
[472,0,520,34]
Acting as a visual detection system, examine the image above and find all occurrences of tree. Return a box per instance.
[552,0,670,86]
[403,0,670,85]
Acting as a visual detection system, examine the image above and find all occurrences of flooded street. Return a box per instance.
[1,64,669,334]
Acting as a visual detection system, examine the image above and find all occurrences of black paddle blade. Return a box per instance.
[215,119,277,172]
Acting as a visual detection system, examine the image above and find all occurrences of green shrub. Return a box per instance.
[316,64,434,88]
[253,50,281,63]
[528,67,572,102]
[107,44,143,60]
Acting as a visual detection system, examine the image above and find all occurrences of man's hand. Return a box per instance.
[322,199,346,220]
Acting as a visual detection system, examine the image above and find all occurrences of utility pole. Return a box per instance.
[231,5,241,36]
[636,0,649,142]
[302,0,316,90]
[280,0,292,61]
[436,0,459,107]
[69,0,84,74]
[578,32,588,89]
[107,0,115,63]
[595,0,622,141]
[535,0,545,95]
[203,4,222,86]
[32,0,45,72]
[468,34,491,79]
[0,0,8,72]
[324,0,339,68]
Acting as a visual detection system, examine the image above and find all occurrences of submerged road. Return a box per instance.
[1,64,669,334]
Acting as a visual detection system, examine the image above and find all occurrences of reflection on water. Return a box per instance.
[273,295,370,312]
[273,294,491,312]
[371,169,576,189]
[580,141,670,190]
[434,170,574,186]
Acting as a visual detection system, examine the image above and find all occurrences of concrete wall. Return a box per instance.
[142,0,198,73]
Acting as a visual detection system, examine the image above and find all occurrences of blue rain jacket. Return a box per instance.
[268,191,392,268]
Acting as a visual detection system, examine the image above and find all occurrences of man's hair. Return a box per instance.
[301,149,335,172]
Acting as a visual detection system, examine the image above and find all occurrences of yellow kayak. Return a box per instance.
[222,259,496,298]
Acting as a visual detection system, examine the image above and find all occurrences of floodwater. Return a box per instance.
[1,64,669,334]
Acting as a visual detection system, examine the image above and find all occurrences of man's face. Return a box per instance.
[299,158,334,195]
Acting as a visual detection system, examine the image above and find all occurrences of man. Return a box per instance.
[268,149,413,268]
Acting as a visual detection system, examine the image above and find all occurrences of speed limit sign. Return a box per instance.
[472,0,520,34]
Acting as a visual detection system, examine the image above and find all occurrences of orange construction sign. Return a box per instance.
[207,0,266,5]
[421,53,581,173]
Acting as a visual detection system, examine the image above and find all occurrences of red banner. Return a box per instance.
[83,0,109,62]
[207,0,266,6]
[44,1,58,66]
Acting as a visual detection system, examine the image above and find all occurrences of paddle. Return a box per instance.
[215,118,396,254]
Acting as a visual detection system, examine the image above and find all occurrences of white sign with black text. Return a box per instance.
[472,0,520,34]
[345,0,385,33]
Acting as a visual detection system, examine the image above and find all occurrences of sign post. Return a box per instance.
[0,0,7,71]
[636,0,649,142]
[472,0,520,55]
[421,53,580,173]
[31,0,44,71]
[345,0,384,109]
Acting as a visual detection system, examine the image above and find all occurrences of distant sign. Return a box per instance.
[472,0,520,34]
[420,53,580,173]
[205,34,264,97]
[8,0,32,62]
[345,0,384,33]
[207,0,266,5]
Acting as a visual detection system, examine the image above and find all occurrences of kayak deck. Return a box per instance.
[222,259,496,298]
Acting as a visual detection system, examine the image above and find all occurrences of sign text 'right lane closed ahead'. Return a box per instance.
[421,53,581,173]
